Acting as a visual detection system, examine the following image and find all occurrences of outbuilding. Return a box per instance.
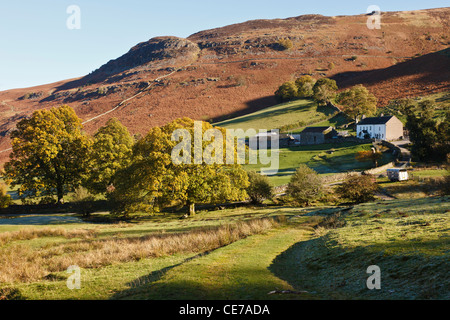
[300,126,338,145]
[387,168,409,181]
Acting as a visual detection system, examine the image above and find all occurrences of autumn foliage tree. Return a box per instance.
[312,78,338,106]
[336,84,377,123]
[0,183,11,208]
[110,118,249,216]
[295,75,316,98]
[356,149,383,167]
[275,81,297,101]
[4,105,90,203]
[84,118,134,195]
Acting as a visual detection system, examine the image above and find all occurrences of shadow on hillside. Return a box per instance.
[212,95,277,124]
[331,48,450,89]
[111,255,312,300]
[217,99,319,128]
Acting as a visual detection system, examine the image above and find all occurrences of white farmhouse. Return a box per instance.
[356,115,404,141]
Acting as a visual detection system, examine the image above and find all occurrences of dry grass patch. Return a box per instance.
[0,227,97,246]
[0,217,279,283]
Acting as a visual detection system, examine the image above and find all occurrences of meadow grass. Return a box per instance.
[245,142,394,186]
[214,99,336,132]
[0,217,279,284]
[1,197,448,300]
[270,196,450,300]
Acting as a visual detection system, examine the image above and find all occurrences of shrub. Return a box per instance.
[287,165,323,206]
[277,38,293,50]
[72,186,96,217]
[0,183,11,208]
[246,171,273,204]
[235,75,247,87]
[336,174,378,203]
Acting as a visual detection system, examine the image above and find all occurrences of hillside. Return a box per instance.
[0,8,449,162]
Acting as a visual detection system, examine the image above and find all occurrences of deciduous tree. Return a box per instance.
[336,84,377,123]
[312,78,338,106]
[356,149,383,167]
[84,118,134,194]
[295,75,316,98]
[4,105,90,203]
[275,81,297,101]
[337,174,378,203]
[405,100,449,162]
[110,118,249,216]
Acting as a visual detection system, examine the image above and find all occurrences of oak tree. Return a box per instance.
[84,118,134,194]
[110,118,249,216]
[336,84,377,123]
[312,78,338,106]
[4,105,91,203]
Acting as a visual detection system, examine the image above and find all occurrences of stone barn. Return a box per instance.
[300,126,337,145]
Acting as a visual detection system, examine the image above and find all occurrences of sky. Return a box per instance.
[0,0,448,91]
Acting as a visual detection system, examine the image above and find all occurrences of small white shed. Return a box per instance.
[387,168,409,182]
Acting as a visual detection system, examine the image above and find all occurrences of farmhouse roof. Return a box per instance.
[301,126,332,133]
[357,116,395,125]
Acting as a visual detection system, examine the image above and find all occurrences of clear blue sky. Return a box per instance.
[0,0,448,91]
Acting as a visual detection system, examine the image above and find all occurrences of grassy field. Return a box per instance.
[245,142,395,186]
[273,196,450,300]
[381,91,450,124]
[290,112,352,134]
[214,99,337,133]
[0,195,448,300]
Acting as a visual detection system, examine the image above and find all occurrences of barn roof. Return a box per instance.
[301,126,332,133]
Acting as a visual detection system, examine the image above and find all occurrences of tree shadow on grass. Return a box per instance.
[110,251,213,300]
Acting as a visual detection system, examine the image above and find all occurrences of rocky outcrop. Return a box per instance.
[84,36,200,83]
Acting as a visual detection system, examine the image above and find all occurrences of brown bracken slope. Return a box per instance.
[0,8,449,162]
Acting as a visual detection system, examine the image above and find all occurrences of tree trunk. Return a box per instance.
[56,182,64,204]
[188,202,196,216]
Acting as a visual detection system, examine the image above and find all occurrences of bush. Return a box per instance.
[0,183,11,208]
[336,174,378,203]
[287,165,323,206]
[235,75,247,87]
[277,38,293,50]
[246,171,273,204]
[72,186,96,217]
